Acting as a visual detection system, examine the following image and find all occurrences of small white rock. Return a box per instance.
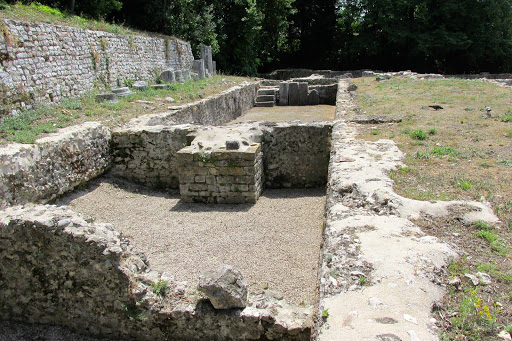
[404,314,418,324]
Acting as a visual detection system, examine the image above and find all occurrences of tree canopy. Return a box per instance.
[9,0,512,74]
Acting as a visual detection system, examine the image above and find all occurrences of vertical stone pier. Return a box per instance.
[176,144,263,204]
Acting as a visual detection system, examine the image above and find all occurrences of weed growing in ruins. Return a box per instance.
[409,129,427,140]
[151,280,169,296]
[322,309,329,319]
[501,114,512,122]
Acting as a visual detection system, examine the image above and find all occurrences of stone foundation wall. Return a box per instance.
[0,122,111,208]
[176,144,263,204]
[111,125,192,189]
[262,122,332,188]
[0,204,313,340]
[0,18,193,116]
[134,81,259,126]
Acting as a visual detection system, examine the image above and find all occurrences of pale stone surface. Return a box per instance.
[317,80,499,341]
[198,265,248,309]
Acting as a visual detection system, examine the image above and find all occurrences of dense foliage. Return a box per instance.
[4,0,512,74]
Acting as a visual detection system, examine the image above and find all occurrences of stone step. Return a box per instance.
[256,95,275,102]
[254,101,275,107]
[257,88,276,96]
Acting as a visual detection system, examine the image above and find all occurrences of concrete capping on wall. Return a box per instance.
[0,204,314,340]
[0,122,111,209]
[0,18,193,116]
[129,81,260,127]
[261,122,332,188]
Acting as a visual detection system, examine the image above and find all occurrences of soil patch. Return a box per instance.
[229,105,335,124]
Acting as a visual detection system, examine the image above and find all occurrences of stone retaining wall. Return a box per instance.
[0,122,111,208]
[0,204,313,340]
[0,18,193,116]
[262,122,332,188]
[111,124,192,189]
[133,81,259,126]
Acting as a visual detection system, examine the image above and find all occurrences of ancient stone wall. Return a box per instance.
[176,144,263,204]
[262,122,332,188]
[111,125,192,189]
[0,122,111,209]
[0,204,313,340]
[134,81,259,126]
[0,18,193,116]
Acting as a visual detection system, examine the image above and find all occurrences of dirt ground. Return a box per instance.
[229,104,335,124]
[56,176,326,306]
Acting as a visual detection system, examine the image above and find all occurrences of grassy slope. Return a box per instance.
[0,75,252,144]
[353,77,512,340]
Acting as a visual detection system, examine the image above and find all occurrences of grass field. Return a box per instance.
[0,75,251,144]
[353,77,512,340]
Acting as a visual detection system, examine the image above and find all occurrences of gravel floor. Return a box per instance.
[56,176,326,306]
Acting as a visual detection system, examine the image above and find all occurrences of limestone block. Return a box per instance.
[182,69,191,81]
[133,81,148,91]
[308,89,320,105]
[279,82,289,106]
[192,59,205,79]
[160,69,175,83]
[213,61,217,76]
[200,45,213,77]
[95,93,118,103]
[198,265,248,309]
[174,70,184,83]
[288,82,300,106]
[298,82,308,106]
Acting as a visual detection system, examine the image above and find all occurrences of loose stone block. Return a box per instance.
[213,61,217,76]
[192,59,206,79]
[160,69,175,83]
[182,69,191,81]
[95,93,118,103]
[308,89,320,105]
[288,82,300,106]
[133,81,148,91]
[298,82,308,106]
[279,82,289,106]
[175,70,184,83]
[200,45,214,78]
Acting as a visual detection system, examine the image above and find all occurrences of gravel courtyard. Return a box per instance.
[57,176,326,306]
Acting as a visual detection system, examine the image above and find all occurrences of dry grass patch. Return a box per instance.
[353,76,512,340]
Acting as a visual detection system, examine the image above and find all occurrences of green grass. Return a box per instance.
[0,75,250,144]
[0,2,134,36]
[410,129,428,140]
[150,280,169,296]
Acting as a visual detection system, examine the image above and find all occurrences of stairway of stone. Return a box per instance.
[254,87,278,107]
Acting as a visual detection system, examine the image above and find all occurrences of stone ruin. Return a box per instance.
[0,68,503,341]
